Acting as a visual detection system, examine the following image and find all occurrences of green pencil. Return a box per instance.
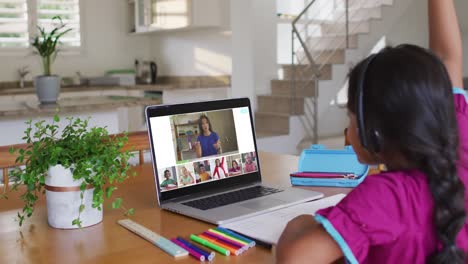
[190,234,231,256]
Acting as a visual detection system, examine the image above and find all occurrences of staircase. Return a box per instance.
[255,0,405,153]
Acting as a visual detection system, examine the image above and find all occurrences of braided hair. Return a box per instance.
[347,44,466,263]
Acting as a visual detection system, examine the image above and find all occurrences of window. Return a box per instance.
[0,0,81,49]
[0,0,29,47]
[37,0,81,47]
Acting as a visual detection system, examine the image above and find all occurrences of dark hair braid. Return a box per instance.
[407,124,465,264]
[424,147,466,263]
[348,44,466,263]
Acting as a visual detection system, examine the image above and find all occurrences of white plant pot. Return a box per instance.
[35,75,61,105]
[45,165,103,229]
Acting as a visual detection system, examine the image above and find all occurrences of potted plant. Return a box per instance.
[6,116,135,229]
[32,16,71,105]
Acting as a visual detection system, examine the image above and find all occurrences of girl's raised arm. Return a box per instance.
[429,0,463,88]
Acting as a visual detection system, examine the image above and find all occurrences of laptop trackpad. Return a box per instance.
[239,198,285,210]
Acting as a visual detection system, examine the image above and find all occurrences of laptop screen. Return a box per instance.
[146,99,260,201]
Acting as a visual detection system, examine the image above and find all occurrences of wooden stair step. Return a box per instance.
[256,131,290,139]
[295,50,345,65]
[320,21,370,35]
[255,112,290,135]
[335,0,392,9]
[309,49,346,65]
[281,64,332,80]
[271,80,316,97]
[331,6,382,22]
[308,35,358,50]
[257,95,304,115]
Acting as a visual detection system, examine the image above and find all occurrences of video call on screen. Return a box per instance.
[150,107,258,192]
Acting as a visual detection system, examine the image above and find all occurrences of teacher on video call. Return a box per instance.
[195,115,222,158]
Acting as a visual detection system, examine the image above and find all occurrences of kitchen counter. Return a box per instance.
[0,95,161,119]
[0,95,161,145]
[0,84,171,96]
[0,75,231,96]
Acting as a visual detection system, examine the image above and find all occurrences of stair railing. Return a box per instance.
[291,0,384,145]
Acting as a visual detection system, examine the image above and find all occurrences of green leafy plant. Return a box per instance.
[31,16,71,76]
[5,115,136,227]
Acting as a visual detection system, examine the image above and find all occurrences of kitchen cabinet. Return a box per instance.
[129,0,222,33]
[12,94,36,101]
[100,89,128,96]
[60,91,102,99]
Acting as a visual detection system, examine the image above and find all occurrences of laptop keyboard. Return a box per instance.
[182,186,283,210]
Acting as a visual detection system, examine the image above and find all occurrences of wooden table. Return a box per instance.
[0,152,353,264]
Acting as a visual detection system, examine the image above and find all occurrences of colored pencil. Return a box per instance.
[208,229,249,245]
[215,227,256,247]
[177,237,215,261]
[198,234,242,256]
[203,231,247,250]
[171,238,205,261]
[208,228,250,247]
[190,234,230,256]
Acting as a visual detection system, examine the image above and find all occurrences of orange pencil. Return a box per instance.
[198,234,242,255]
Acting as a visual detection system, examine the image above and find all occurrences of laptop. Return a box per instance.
[145,98,323,225]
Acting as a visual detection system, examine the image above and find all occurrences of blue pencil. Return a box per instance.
[177,237,215,261]
[215,227,256,248]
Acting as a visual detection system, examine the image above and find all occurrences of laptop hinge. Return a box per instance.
[161,180,262,204]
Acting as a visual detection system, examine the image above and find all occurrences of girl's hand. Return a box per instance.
[213,140,222,151]
[276,215,344,264]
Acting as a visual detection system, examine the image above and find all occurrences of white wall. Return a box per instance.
[149,0,277,111]
[0,0,151,82]
[386,0,428,47]
[148,0,231,76]
[386,0,468,77]
[230,0,277,110]
[149,29,232,76]
[253,0,277,96]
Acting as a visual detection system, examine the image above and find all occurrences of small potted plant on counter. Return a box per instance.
[6,116,135,229]
[32,16,71,105]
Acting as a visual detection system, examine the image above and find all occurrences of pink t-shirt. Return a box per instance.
[316,93,468,263]
[244,162,257,172]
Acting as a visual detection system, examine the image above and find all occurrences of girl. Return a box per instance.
[212,158,227,179]
[276,0,468,263]
[194,115,222,158]
[179,166,195,186]
[229,159,242,176]
[160,169,177,188]
[243,153,258,173]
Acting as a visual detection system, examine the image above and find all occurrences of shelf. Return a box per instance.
[129,0,222,35]
[181,149,195,152]
[175,122,198,126]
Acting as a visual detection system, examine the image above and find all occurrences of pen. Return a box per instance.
[208,228,250,247]
[198,233,243,256]
[215,227,256,247]
[171,238,205,261]
[190,234,230,256]
[203,230,247,250]
[176,237,215,261]
[290,172,357,179]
